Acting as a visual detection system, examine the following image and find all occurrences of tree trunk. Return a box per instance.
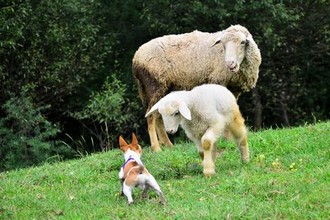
[280,92,290,126]
[252,88,263,130]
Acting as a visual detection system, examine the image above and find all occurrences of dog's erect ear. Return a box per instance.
[131,133,139,148]
[145,101,161,118]
[119,135,129,152]
[179,103,191,120]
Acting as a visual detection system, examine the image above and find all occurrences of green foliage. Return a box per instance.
[75,76,127,123]
[72,75,141,151]
[1,0,330,168]
[0,86,74,171]
[0,122,329,219]
[0,0,111,114]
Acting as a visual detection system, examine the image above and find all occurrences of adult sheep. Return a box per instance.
[132,24,261,151]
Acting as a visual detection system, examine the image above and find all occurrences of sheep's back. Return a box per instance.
[132,31,228,89]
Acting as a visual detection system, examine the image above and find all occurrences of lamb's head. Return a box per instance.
[213,25,253,73]
[145,98,191,134]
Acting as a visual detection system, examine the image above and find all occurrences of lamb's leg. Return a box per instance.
[147,114,162,152]
[229,109,250,162]
[201,137,216,177]
[201,120,225,177]
[155,114,173,147]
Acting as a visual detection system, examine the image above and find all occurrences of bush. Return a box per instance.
[0,87,74,172]
[72,75,142,151]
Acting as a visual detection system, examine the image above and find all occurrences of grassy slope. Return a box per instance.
[1,122,329,219]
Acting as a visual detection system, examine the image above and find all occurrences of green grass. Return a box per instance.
[1,122,329,219]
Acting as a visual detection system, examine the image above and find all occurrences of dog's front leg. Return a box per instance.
[120,178,125,196]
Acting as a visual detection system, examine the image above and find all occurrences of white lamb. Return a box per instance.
[145,84,249,177]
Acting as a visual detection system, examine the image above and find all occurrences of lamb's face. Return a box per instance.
[217,31,248,73]
[158,100,182,134]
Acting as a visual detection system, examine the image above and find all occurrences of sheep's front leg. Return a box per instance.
[201,136,216,177]
[147,114,162,152]
[201,128,221,177]
[155,114,173,147]
[201,121,224,177]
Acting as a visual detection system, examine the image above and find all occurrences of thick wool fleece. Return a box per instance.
[132,24,261,109]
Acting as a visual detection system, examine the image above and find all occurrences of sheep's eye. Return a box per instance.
[173,111,180,116]
[241,40,246,45]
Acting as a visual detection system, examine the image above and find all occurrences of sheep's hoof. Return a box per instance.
[241,153,250,163]
[203,168,215,178]
[152,146,162,152]
[204,172,214,178]
[241,157,250,163]
[160,141,173,148]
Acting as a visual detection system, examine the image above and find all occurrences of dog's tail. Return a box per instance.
[135,157,145,174]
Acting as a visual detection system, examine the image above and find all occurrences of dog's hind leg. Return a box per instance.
[122,183,134,204]
[147,176,166,205]
[141,185,150,198]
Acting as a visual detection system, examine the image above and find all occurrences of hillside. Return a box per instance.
[1,122,329,219]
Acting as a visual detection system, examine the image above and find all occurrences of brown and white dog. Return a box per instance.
[118,133,166,205]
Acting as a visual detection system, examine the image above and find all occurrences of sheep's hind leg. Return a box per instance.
[229,109,250,162]
[155,114,173,147]
[147,114,162,152]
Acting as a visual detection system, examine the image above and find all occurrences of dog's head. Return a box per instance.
[119,133,142,159]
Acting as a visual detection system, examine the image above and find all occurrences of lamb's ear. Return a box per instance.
[179,103,191,120]
[145,101,161,117]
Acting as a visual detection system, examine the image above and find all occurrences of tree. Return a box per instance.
[0,0,111,116]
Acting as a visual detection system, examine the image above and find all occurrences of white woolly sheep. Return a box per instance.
[133,24,261,151]
[145,84,249,177]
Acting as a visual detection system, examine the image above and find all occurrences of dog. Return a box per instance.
[118,133,166,205]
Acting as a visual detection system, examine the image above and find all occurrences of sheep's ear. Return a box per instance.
[145,102,160,117]
[211,39,221,47]
[179,103,191,120]
[246,34,255,46]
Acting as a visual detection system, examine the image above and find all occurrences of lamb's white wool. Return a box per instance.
[146,84,250,177]
[133,24,261,152]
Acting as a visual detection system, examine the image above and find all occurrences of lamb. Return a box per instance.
[145,84,249,177]
[132,24,261,152]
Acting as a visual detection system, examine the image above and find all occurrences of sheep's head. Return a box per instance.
[213,26,252,73]
[145,98,191,134]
